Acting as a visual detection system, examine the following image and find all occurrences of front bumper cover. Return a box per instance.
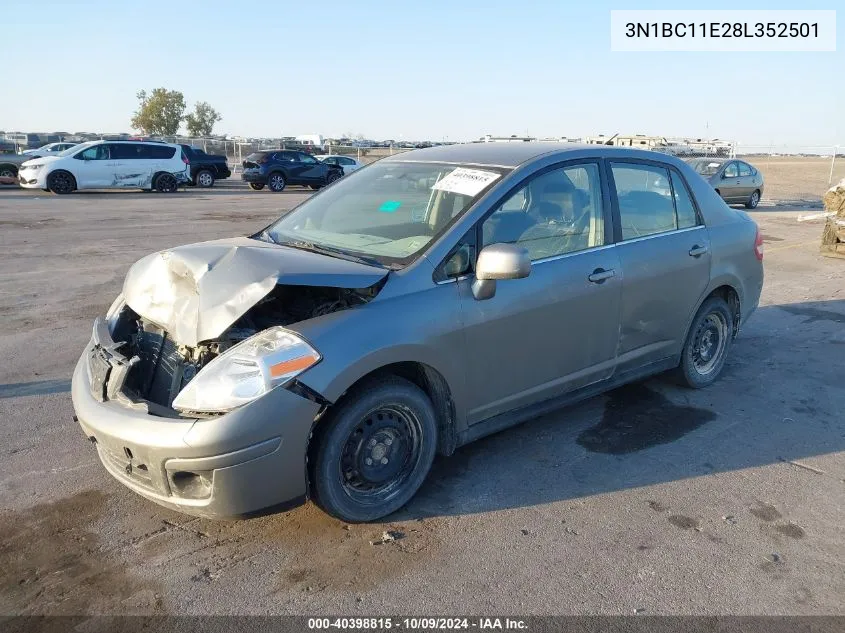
[71,323,323,519]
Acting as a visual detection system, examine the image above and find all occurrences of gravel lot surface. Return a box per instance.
[0,183,842,615]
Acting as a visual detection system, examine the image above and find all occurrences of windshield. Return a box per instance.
[691,160,724,176]
[58,141,95,157]
[262,161,508,266]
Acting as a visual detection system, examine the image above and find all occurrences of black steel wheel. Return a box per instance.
[0,166,16,179]
[248,183,265,191]
[673,296,734,388]
[310,377,438,522]
[47,170,75,195]
[154,173,178,193]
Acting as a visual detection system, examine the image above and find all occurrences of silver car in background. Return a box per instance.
[71,143,764,522]
[687,157,765,208]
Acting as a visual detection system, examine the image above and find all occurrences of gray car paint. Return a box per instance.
[72,142,764,518]
[687,158,765,205]
[123,236,388,347]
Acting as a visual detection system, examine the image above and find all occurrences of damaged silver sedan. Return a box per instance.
[72,143,764,522]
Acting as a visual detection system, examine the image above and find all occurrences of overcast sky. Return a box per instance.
[2,0,842,148]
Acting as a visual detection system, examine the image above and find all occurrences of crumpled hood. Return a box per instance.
[123,236,388,347]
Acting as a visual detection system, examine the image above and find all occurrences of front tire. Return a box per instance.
[248,183,265,191]
[310,377,438,522]
[47,170,76,195]
[673,296,734,389]
[268,172,286,192]
[745,190,760,209]
[153,173,178,193]
[0,166,17,179]
[195,169,215,188]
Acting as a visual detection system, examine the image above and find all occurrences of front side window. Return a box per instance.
[274,151,296,162]
[77,144,110,160]
[299,153,318,164]
[482,162,605,261]
[264,161,507,266]
[723,162,738,178]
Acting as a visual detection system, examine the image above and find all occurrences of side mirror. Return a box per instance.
[472,243,531,301]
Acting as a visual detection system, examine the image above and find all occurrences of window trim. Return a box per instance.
[433,158,612,282]
[722,161,739,178]
[605,157,705,244]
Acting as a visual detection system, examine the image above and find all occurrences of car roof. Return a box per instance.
[383,142,688,168]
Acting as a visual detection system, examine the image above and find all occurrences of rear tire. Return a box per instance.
[268,172,286,192]
[0,166,17,179]
[153,173,178,193]
[47,170,76,195]
[745,190,760,209]
[310,377,438,522]
[195,169,215,188]
[673,296,734,389]
[326,171,341,185]
[248,183,265,191]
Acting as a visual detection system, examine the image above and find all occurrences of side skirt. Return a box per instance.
[456,356,679,447]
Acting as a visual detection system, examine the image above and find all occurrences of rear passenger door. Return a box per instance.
[110,143,147,187]
[608,160,710,373]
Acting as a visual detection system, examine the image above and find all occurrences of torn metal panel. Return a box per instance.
[123,237,388,347]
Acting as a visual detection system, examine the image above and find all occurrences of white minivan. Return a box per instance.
[18,140,191,194]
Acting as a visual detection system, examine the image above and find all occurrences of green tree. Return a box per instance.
[184,102,223,138]
[130,88,186,136]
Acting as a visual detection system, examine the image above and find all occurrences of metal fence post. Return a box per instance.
[830,146,838,185]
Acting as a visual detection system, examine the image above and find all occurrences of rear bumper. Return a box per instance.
[241,170,267,184]
[71,331,322,519]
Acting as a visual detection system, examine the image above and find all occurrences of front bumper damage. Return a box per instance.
[71,319,322,519]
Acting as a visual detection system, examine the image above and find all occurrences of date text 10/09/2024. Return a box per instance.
[308,618,528,630]
[625,22,819,39]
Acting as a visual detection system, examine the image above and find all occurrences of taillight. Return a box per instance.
[754,225,764,261]
[181,152,189,165]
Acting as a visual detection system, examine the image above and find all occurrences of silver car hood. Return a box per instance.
[123,236,388,347]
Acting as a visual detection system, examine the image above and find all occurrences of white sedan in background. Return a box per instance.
[314,154,362,175]
[22,142,80,157]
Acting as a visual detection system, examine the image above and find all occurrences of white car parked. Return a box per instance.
[314,154,362,175]
[18,140,191,194]
[21,142,80,157]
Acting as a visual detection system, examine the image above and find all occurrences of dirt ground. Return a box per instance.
[0,183,843,616]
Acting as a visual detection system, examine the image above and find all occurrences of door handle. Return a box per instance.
[588,268,615,284]
[689,245,709,257]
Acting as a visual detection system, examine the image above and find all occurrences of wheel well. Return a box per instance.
[0,163,18,176]
[49,169,77,188]
[706,285,741,335]
[320,362,458,457]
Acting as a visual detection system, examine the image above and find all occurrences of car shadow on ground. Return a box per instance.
[399,299,845,520]
[0,378,71,399]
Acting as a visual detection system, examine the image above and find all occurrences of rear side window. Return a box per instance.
[738,162,752,177]
[139,144,176,159]
[274,151,297,162]
[610,163,678,240]
[670,171,699,229]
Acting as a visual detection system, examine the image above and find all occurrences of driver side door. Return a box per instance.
[295,152,328,183]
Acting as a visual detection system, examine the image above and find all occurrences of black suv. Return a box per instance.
[242,150,343,192]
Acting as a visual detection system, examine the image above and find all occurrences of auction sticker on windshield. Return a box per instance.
[432,168,500,197]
